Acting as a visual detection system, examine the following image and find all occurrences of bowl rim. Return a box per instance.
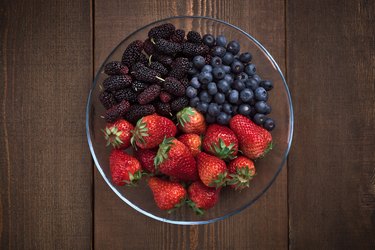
[86,15,294,225]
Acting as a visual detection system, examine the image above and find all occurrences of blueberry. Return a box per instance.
[200,82,208,90]
[208,103,221,116]
[240,88,254,102]
[232,80,246,91]
[190,97,200,107]
[244,63,256,76]
[231,60,244,74]
[253,113,266,125]
[263,118,276,131]
[222,52,234,65]
[254,87,268,101]
[193,55,206,69]
[226,40,240,55]
[207,82,218,95]
[196,102,209,113]
[216,35,227,47]
[235,72,249,81]
[199,90,212,103]
[190,77,201,89]
[205,113,216,124]
[239,52,252,63]
[217,80,230,93]
[255,101,269,114]
[201,65,213,73]
[252,74,261,83]
[198,71,213,84]
[249,106,257,117]
[264,104,272,115]
[224,74,234,84]
[245,78,259,90]
[214,92,226,104]
[222,103,234,115]
[260,80,274,91]
[202,34,215,47]
[216,112,230,125]
[221,65,231,73]
[211,56,222,67]
[239,104,252,115]
[212,67,225,80]
[211,46,226,57]
[186,86,198,98]
[228,90,239,104]
[188,67,199,76]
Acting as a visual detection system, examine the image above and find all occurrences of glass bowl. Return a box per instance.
[86,16,293,225]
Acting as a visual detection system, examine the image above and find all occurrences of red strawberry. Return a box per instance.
[148,177,187,211]
[103,119,134,149]
[227,156,256,190]
[178,133,202,157]
[187,181,220,214]
[177,107,206,134]
[134,148,157,173]
[154,137,198,181]
[131,114,177,149]
[202,124,238,160]
[109,149,142,186]
[196,152,227,188]
[229,115,273,159]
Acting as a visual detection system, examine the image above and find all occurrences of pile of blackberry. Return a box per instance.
[185,34,275,131]
[99,23,211,125]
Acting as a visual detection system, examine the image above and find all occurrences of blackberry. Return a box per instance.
[171,97,189,112]
[180,78,189,88]
[143,39,155,55]
[124,104,156,124]
[104,61,129,75]
[137,84,161,105]
[104,100,130,123]
[187,31,202,44]
[154,39,182,55]
[160,77,186,97]
[159,91,172,103]
[99,91,117,109]
[137,53,148,65]
[121,40,143,67]
[131,63,161,83]
[155,102,173,117]
[171,29,185,43]
[169,57,190,79]
[149,61,168,76]
[152,54,173,66]
[113,88,138,103]
[102,75,132,91]
[182,43,209,57]
[205,54,212,64]
[131,81,149,93]
[148,23,175,39]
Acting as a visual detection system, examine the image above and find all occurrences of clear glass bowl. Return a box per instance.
[86,16,294,225]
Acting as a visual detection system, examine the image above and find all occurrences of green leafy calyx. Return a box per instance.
[176,107,195,127]
[209,138,236,160]
[154,137,175,167]
[130,118,149,148]
[103,126,123,148]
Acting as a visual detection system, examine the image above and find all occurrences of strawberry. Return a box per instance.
[148,177,187,211]
[154,137,199,181]
[178,133,202,157]
[103,119,134,149]
[227,156,256,190]
[109,149,142,186]
[229,115,273,159]
[196,152,227,188]
[187,181,220,215]
[134,148,157,173]
[202,124,238,160]
[177,107,206,134]
[131,114,177,149]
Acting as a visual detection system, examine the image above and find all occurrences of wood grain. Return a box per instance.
[94,0,287,249]
[0,0,93,248]
[287,0,375,248]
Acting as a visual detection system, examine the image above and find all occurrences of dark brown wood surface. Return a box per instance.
[0,0,374,249]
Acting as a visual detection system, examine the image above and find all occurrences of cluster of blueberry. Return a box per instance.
[186,35,275,131]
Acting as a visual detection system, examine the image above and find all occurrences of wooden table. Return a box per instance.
[1,0,374,249]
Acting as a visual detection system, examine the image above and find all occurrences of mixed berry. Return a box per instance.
[97,22,276,214]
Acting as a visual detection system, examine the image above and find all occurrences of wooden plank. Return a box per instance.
[287,0,375,248]
[94,0,287,249]
[0,0,93,248]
